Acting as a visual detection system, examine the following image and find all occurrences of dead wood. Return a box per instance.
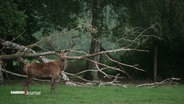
[136,78,181,88]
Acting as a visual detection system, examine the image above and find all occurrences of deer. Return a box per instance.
[22,49,69,93]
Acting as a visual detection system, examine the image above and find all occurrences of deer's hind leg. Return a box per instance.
[50,77,56,94]
[22,75,34,91]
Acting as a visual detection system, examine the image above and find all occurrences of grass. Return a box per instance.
[0,83,184,104]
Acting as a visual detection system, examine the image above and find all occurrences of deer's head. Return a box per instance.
[55,49,70,60]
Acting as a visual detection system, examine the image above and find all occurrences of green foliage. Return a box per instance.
[0,0,27,40]
[13,60,19,66]
[22,0,80,29]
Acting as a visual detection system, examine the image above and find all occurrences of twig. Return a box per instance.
[12,30,26,42]
[126,23,161,48]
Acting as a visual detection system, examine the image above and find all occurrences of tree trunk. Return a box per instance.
[85,0,104,80]
[153,45,158,81]
[87,37,101,80]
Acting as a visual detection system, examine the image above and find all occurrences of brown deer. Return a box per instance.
[22,49,69,93]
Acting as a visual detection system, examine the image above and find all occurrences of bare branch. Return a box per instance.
[95,62,110,78]
[126,23,161,48]
[0,47,148,60]
[98,74,127,88]
[64,72,92,82]
[75,69,98,75]
[0,51,55,59]
[85,58,125,74]
[0,38,50,62]
[105,54,144,71]
[136,77,181,88]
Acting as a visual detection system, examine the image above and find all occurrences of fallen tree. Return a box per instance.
[0,38,146,86]
[0,38,71,85]
[0,22,169,87]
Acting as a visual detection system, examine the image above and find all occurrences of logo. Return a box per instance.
[10,91,41,96]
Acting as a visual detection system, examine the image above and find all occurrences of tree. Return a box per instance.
[84,0,103,80]
[123,0,184,80]
[0,0,28,81]
[0,0,27,41]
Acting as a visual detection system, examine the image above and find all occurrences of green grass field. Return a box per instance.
[0,84,184,104]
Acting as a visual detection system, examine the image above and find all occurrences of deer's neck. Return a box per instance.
[55,58,65,68]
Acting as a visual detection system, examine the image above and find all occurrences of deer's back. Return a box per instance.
[24,62,61,78]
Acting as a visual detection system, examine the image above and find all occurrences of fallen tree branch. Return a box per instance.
[95,62,110,78]
[100,47,133,80]
[0,47,148,60]
[98,74,127,88]
[64,72,92,82]
[0,51,56,59]
[0,38,49,62]
[0,47,147,78]
[136,77,181,88]
[85,58,125,73]
[105,54,144,71]
[0,67,127,87]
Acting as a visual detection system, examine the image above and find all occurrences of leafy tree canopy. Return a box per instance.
[0,0,27,40]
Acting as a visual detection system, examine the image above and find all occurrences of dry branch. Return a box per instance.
[105,54,144,71]
[0,47,147,60]
[0,51,56,59]
[0,38,50,62]
[136,78,181,88]
[125,23,161,48]
[98,74,127,87]
[85,58,125,73]
[66,47,148,60]
[100,47,133,80]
